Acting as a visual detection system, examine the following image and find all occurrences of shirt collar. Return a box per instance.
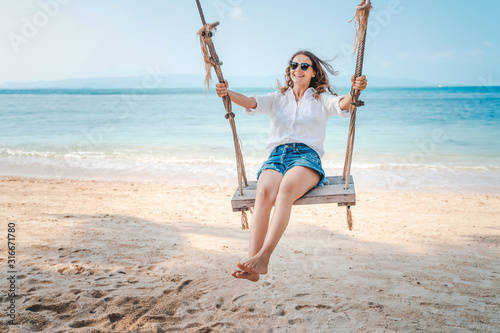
[287,87,316,97]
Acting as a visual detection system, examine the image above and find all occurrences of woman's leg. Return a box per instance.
[237,166,320,280]
[232,169,282,281]
[248,169,283,257]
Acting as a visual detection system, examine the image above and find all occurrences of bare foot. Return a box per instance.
[231,253,269,282]
[231,268,260,282]
[241,254,269,275]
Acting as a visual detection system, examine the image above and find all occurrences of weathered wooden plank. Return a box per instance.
[337,202,356,207]
[231,175,356,212]
[235,175,352,191]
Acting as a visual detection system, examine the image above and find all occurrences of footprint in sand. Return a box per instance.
[183,322,202,329]
[272,306,286,316]
[215,296,224,309]
[368,301,385,311]
[68,311,124,329]
[69,289,84,295]
[26,301,77,314]
[288,318,306,325]
[17,312,51,331]
[294,293,309,297]
[68,319,96,328]
[127,276,139,284]
[107,313,123,323]
[176,279,192,292]
[295,304,332,311]
[26,278,53,285]
[55,264,87,275]
[86,289,106,299]
[232,294,247,302]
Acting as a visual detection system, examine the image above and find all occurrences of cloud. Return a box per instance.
[483,40,494,47]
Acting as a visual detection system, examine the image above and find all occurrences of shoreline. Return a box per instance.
[1,164,499,196]
[1,176,499,331]
[2,174,499,197]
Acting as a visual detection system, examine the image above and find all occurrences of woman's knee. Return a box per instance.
[255,170,282,205]
[274,184,295,207]
[256,185,278,204]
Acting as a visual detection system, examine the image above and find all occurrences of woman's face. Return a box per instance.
[290,54,316,87]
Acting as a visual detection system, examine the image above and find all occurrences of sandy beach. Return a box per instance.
[1,176,499,332]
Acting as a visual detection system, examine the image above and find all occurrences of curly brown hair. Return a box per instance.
[277,50,338,100]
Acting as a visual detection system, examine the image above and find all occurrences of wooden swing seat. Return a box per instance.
[231,175,356,212]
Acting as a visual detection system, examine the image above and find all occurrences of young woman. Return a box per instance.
[216,50,368,282]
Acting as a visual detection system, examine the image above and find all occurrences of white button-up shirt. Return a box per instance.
[244,87,348,158]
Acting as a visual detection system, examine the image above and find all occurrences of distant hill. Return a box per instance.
[0,74,439,90]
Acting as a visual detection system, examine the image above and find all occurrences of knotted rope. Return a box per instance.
[343,0,372,230]
[197,22,221,92]
[196,0,249,230]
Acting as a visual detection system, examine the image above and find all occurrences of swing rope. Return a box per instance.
[195,0,371,231]
[343,0,372,230]
[196,0,249,230]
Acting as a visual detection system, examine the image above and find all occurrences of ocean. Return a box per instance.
[0,86,499,194]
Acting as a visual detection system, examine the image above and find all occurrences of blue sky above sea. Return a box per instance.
[1,1,499,193]
[0,0,499,88]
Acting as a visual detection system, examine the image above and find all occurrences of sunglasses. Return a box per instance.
[289,62,313,71]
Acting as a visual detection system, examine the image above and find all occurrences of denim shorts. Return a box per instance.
[257,143,327,188]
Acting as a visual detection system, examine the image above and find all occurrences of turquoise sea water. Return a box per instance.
[0,86,499,194]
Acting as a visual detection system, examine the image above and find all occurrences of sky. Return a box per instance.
[0,0,499,86]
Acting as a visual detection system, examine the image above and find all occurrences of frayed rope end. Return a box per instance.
[241,211,249,230]
[347,206,353,231]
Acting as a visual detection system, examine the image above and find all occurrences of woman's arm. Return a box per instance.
[216,81,257,109]
[339,75,368,110]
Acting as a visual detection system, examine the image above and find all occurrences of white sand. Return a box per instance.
[1,176,499,332]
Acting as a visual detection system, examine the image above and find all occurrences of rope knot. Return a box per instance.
[356,0,372,11]
[197,22,219,39]
[197,21,221,91]
[350,100,364,107]
[209,57,222,67]
[225,112,235,119]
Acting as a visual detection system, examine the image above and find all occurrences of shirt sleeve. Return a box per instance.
[244,92,276,116]
[321,94,350,118]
